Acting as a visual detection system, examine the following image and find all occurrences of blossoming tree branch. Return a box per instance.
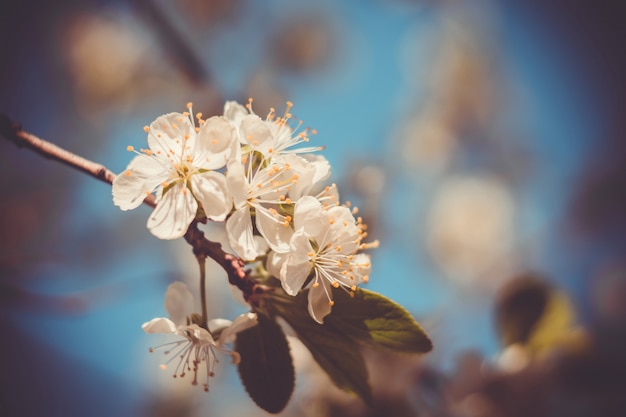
[0,100,432,413]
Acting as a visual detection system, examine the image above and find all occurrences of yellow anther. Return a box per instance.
[196,112,203,119]
[351,285,357,291]
[342,270,348,275]
[211,139,218,145]
[257,183,263,189]
[184,134,189,140]
[279,195,286,201]
[161,182,169,188]
[268,148,273,153]
[363,275,369,283]
[285,198,292,205]
[329,300,335,307]
[285,215,292,222]
[182,111,189,117]
[335,245,342,252]
[349,291,355,298]
[124,170,132,176]
[311,129,318,135]
[332,282,339,288]
[172,123,178,129]
[352,207,359,214]
[186,101,193,109]
[127,145,134,152]
[143,126,149,133]
[337,260,343,267]
[329,218,335,225]
[307,252,315,257]
[312,282,319,288]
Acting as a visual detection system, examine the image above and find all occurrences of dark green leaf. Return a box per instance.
[235,314,294,414]
[327,288,433,354]
[269,294,373,405]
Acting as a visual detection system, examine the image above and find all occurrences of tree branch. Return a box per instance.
[0,113,249,290]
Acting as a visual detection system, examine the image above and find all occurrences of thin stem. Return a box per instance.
[197,254,208,330]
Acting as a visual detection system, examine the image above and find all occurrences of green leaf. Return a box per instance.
[327,288,433,354]
[269,294,373,405]
[235,314,294,414]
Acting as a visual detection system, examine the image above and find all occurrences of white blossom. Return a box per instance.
[267,196,378,323]
[113,104,235,240]
[142,281,257,391]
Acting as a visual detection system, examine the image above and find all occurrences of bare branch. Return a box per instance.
[0,113,250,289]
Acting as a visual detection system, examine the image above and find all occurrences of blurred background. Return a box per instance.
[1,0,626,416]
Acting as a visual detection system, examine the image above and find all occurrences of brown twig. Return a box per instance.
[0,113,249,290]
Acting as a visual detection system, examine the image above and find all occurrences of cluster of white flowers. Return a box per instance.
[114,99,378,322]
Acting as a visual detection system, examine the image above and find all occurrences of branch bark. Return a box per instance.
[0,113,249,290]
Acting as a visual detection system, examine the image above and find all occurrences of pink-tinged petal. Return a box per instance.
[218,312,258,345]
[164,281,194,326]
[112,155,170,211]
[226,161,249,208]
[255,206,292,253]
[308,282,332,324]
[195,116,234,170]
[241,114,272,152]
[142,317,177,334]
[226,206,258,260]
[293,196,325,236]
[148,113,194,156]
[191,172,231,221]
[147,181,197,240]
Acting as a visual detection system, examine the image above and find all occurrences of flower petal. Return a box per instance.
[280,229,314,295]
[218,312,258,345]
[112,155,170,211]
[308,281,332,324]
[191,172,231,221]
[241,114,273,153]
[266,250,287,278]
[293,195,325,236]
[148,113,194,156]
[226,160,249,208]
[195,116,234,170]
[255,205,292,253]
[226,206,258,260]
[223,101,249,127]
[142,317,177,334]
[147,181,197,240]
[164,281,194,326]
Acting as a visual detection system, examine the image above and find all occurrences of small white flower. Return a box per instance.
[113,104,235,240]
[267,196,378,323]
[142,281,257,391]
[224,99,323,163]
